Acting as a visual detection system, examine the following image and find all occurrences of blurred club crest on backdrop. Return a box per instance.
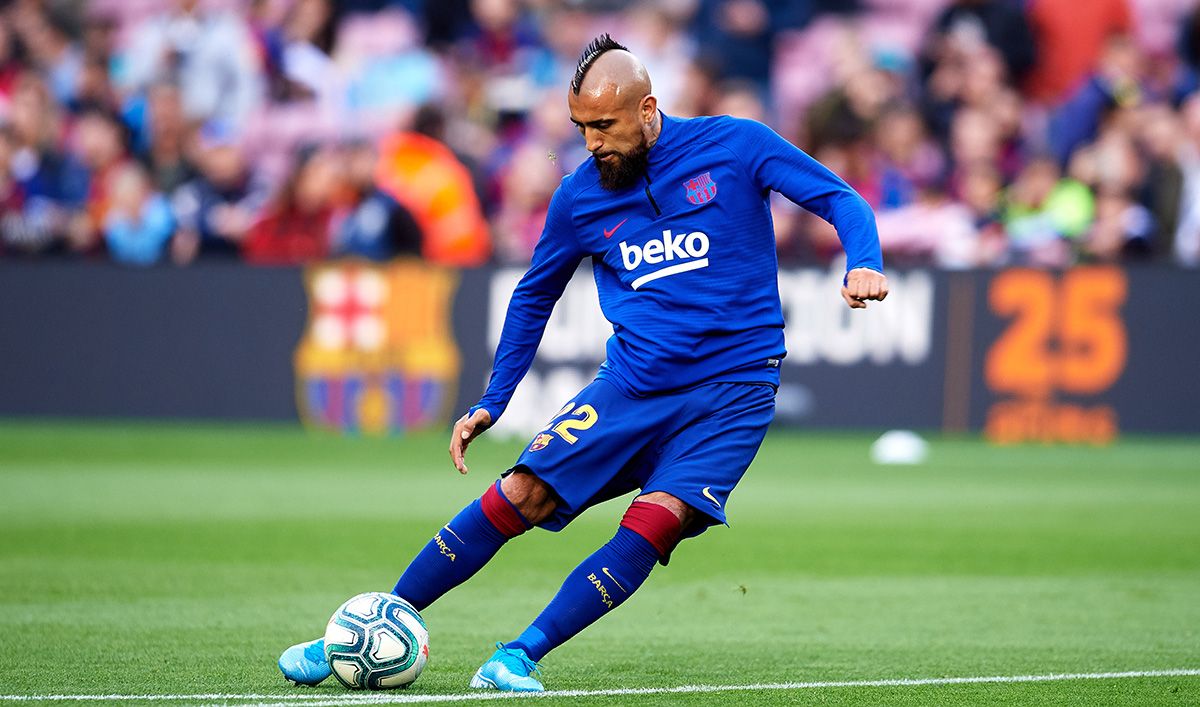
[294,259,460,435]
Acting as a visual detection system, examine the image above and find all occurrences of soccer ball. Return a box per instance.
[323,592,429,690]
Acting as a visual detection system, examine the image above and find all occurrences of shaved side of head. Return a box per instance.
[577,50,652,109]
[572,34,652,108]
[572,34,627,94]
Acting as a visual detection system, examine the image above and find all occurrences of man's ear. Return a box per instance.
[641,94,658,124]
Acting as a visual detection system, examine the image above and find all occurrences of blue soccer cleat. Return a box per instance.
[278,637,331,686]
[468,642,544,692]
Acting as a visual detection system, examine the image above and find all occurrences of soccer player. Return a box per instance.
[279,34,887,692]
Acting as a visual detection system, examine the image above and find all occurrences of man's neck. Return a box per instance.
[646,112,663,149]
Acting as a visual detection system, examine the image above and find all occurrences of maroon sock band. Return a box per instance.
[620,501,683,558]
[480,481,530,538]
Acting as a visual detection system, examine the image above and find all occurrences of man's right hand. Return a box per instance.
[449,408,492,474]
[841,267,889,309]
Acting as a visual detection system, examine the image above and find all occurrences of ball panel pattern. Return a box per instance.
[323,592,429,690]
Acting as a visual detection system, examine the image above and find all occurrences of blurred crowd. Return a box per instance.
[0,0,1199,269]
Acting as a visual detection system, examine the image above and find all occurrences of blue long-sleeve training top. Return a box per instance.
[473,113,882,423]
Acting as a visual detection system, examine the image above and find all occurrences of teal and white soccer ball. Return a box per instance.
[323,592,429,690]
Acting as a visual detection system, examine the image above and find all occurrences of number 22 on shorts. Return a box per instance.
[546,402,599,444]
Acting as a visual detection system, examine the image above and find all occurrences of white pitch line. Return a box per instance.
[1,669,1197,704]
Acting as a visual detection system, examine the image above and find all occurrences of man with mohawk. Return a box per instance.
[280,34,887,692]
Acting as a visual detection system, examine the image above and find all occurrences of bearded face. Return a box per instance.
[566,51,659,192]
[594,139,651,191]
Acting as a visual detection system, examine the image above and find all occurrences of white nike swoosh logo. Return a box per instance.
[442,524,464,543]
[601,567,627,593]
[702,486,721,510]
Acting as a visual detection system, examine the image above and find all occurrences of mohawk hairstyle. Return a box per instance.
[572,34,629,95]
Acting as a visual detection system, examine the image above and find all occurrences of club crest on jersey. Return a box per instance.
[529,432,553,452]
[684,172,717,205]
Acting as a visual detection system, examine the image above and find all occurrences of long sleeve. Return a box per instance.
[472,185,586,423]
[726,119,883,274]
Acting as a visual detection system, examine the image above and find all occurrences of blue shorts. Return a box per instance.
[507,379,776,537]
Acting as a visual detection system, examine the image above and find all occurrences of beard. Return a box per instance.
[594,141,651,191]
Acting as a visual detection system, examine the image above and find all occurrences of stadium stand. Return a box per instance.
[0,0,1198,267]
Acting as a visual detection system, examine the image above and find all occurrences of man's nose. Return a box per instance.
[585,129,603,153]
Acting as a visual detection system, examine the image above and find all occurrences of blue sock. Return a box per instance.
[507,527,660,661]
[392,497,513,611]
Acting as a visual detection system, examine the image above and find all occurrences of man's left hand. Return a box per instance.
[841,268,889,309]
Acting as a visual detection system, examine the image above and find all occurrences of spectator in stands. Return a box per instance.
[875,177,981,269]
[988,87,1027,181]
[242,145,337,265]
[244,0,299,104]
[73,15,121,112]
[0,22,23,103]
[70,107,132,254]
[690,0,807,93]
[1024,0,1133,105]
[872,102,945,210]
[375,113,491,267]
[277,0,337,104]
[622,4,694,116]
[1002,155,1094,266]
[120,0,264,128]
[446,0,555,130]
[808,45,905,153]
[1179,7,1200,100]
[16,10,83,108]
[170,123,266,264]
[103,162,174,266]
[959,160,1008,265]
[1082,185,1154,262]
[135,82,196,194]
[1048,34,1146,167]
[1133,102,1184,259]
[1067,123,1145,212]
[338,9,442,136]
[463,0,551,90]
[0,125,29,255]
[81,15,118,67]
[490,140,559,264]
[4,75,86,254]
[70,55,118,114]
[1169,93,1200,266]
[924,0,1035,84]
[331,140,423,261]
[672,58,721,118]
[516,91,587,188]
[947,106,1003,190]
[714,79,768,122]
[923,38,1012,148]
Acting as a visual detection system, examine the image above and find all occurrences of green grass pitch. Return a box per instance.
[1,421,1198,706]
